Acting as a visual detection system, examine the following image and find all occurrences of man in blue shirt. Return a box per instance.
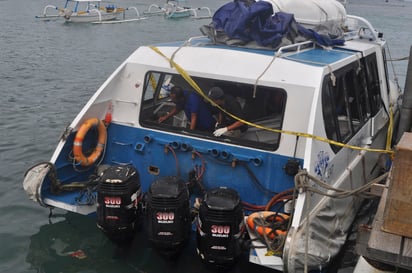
[159,86,215,131]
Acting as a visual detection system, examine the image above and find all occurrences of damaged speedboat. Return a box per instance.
[24,0,403,272]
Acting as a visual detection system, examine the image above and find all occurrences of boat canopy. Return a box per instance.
[200,0,345,50]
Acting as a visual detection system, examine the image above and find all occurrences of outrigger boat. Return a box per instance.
[24,0,408,272]
[144,0,211,19]
[36,0,144,24]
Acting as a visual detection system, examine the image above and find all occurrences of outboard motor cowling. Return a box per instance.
[96,165,142,246]
[147,176,191,255]
[196,187,245,270]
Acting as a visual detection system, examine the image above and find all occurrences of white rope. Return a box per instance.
[253,51,280,98]
[294,169,388,199]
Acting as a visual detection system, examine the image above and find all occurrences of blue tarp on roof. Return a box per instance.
[200,0,344,49]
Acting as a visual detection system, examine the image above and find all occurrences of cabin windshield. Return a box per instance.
[139,71,286,151]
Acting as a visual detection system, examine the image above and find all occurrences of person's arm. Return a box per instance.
[217,112,223,124]
[213,97,245,136]
[214,120,244,136]
[190,112,198,130]
[227,120,244,131]
[159,107,178,123]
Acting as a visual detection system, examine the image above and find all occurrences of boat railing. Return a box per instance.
[177,36,316,53]
[177,36,210,47]
[275,41,316,57]
[187,36,209,44]
[344,15,380,42]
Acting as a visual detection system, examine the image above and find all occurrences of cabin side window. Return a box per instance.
[382,48,391,97]
[322,57,373,153]
[364,53,382,115]
[139,71,287,151]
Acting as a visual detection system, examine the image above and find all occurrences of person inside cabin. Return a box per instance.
[158,86,215,131]
[264,91,284,115]
[207,86,248,137]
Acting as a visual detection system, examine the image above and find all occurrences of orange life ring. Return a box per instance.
[73,118,107,167]
[246,211,289,239]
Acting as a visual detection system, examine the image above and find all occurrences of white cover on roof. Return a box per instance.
[263,0,346,36]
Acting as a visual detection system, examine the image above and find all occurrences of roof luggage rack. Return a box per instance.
[275,41,316,57]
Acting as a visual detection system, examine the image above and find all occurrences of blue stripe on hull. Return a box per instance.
[47,123,298,208]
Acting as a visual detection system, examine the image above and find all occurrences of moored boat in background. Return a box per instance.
[36,0,145,23]
[144,0,212,19]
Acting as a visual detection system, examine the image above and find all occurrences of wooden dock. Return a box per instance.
[356,181,412,271]
[356,133,412,271]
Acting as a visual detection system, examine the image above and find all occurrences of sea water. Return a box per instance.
[1,0,411,272]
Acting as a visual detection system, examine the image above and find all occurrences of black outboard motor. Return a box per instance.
[196,187,245,270]
[146,176,191,256]
[96,165,142,246]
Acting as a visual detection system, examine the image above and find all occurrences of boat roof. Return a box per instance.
[129,36,373,91]
[153,36,360,67]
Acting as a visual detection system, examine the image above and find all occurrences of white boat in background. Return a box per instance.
[25,0,409,272]
[144,0,212,19]
[36,0,145,23]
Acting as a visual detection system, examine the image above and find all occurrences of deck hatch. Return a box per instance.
[285,48,356,66]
